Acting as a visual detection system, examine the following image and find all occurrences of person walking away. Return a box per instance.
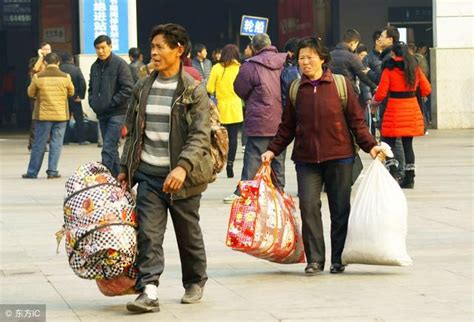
[223,33,287,203]
[119,23,213,313]
[59,52,88,145]
[128,47,145,84]
[192,43,212,84]
[372,42,431,189]
[261,37,383,274]
[88,35,133,177]
[329,29,377,98]
[22,53,74,179]
[206,44,244,178]
[408,42,430,133]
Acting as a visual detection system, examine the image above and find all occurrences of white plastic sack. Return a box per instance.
[342,159,412,266]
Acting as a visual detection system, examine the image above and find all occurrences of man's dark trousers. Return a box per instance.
[296,160,353,267]
[235,136,285,195]
[133,169,208,291]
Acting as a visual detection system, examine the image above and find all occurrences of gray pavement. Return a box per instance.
[0,129,473,321]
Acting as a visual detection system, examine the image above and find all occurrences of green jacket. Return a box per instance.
[120,68,213,200]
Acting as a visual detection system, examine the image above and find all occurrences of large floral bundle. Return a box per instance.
[226,163,305,264]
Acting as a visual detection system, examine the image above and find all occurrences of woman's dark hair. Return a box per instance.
[39,42,50,48]
[296,36,331,66]
[149,23,189,50]
[392,42,417,88]
[219,44,240,67]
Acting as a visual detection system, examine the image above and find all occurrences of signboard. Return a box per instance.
[388,7,432,23]
[80,0,129,54]
[1,0,32,27]
[240,15,269,37]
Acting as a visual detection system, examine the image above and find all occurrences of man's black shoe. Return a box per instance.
[304,263,324,275]
[22,174,37,179]
[181,284,203,304]
[47,174,62,179]
[330,263,346,274]
[126,293,160,313]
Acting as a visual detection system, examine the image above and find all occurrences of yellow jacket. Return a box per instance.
[28,65,74,121]
[206,61,243,124]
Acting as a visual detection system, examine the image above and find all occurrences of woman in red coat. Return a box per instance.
[373,42,431,188]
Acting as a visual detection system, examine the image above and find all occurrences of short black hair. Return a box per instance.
[356,43,368,54]
[94,35,112,47]
[296,36,331,66]
[149,23,189,51]
[39,42,50,48]
[383,26,400,43]
[192,43,206,57]
[59,52,73,63]
[128,47,141,59]
[372,30,382,43]
[283,37,299,53]
[44,52,60,65]
[342,29,361,43]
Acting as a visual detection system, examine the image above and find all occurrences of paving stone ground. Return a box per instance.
[0,129,472,321]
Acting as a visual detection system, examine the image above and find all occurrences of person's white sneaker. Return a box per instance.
[223,193,239,204]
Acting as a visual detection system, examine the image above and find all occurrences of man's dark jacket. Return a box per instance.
[329,43,377,94]
[365,49,383,84]
[60,61,87,105]
[88,53,133,119]
[120,68,213,200]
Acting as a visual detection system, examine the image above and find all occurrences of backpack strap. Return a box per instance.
[288,78,301,108]
[332,73,348,112]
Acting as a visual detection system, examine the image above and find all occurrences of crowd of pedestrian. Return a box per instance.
[17,22,432,314]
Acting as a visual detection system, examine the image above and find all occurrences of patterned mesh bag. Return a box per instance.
[226,162,305,264]
[57,162,138,295]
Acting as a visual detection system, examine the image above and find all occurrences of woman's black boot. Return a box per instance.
[400,170,415,189]
[226,161,234,178]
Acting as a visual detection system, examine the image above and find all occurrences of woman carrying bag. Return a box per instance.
[262,37,383,275]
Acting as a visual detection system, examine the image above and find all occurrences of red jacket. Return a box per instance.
[374,57,431,137]
[268,69,377,163]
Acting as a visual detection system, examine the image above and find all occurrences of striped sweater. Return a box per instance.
[138,73,178,176]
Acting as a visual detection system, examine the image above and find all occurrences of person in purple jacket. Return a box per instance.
[223,33,287,203]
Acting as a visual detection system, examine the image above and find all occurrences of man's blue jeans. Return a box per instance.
[26,121,67,177]
[99,115,125,177]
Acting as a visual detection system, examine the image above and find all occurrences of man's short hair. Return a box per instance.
[192,43,206,57]
[59,52,73,63]
[252,33,271,52]
[283,37,299,53]
[94,35,112,47]
[372,30,382,43]
[356,43,368,54]
[149,23,189,51]
[44,52,60,65]
[342,29,361,43]
[128,47,141,60]
[383,26,400,43]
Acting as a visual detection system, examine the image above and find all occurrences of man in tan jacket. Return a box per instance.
[23,52,74,179]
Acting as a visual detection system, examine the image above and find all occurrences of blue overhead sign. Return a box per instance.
[81,0,129,54]
[240,15,269,36]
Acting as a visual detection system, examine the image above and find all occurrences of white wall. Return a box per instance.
[432,0,474,129]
